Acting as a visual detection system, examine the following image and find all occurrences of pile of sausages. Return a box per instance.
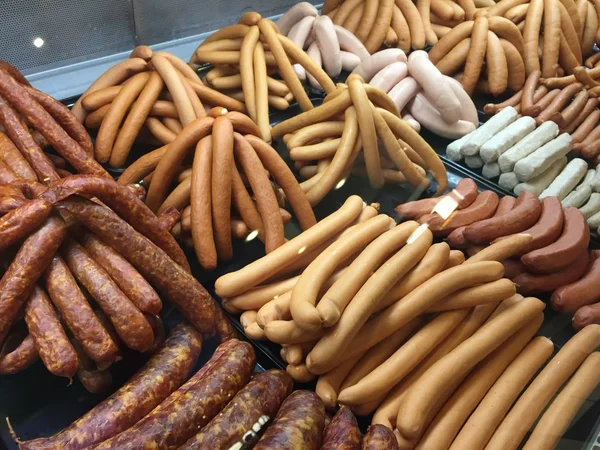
[0,171,234,383]
[274,77,448,205]
[189,12,335,142]
[74,46,245,168]
[486,70,600,162]
[0,63,105,180]
[214,194,600,449]
[399,187,600,328]
[359,49,478,138]
[118,108,316,269]
[323,0,496,52]
[277,3,370,90]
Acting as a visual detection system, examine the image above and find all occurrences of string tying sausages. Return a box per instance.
[118,107,316,270]
[275,2,369,90]
[76,46,245,168]
[189,12,336,142]
[0,172,235,385]
[272,76,447,203]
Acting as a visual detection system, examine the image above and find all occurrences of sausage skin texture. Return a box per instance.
[20,323,203,450]
[463,191,542,243]
[521,207,589,274]
[57,197,235,341]
[254,390,326,450]
[179,369,293,450]
[90,339,255,450]
[497,196,564,256]
[362,424,399,450]
[320,406,361,450]
[551,255,600,313]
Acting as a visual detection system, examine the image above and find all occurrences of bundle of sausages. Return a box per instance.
[74,47,245,168]
[274,78,448,204]
[486,70,600,162]
[359,49,478,138]
[0,172,235,384]
[479,0,592,77]
[118,108,315,269]
[428,15,526,95]
[0,63,105,180]
[322,0,495,52]
[277,3,370,90]
[189,12,335,142]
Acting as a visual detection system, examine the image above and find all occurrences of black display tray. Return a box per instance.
[1,92,598,450]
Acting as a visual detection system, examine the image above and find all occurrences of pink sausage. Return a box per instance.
[409,92,476,139]
[334,25,370,60]
[388,77,421,112]
[340,51,362,72]
[370,62,409,94]
[352,48,408,82]
[444,75,479,126]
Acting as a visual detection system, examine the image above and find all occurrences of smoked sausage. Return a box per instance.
[320,407,361,450]
[362,424,399,450]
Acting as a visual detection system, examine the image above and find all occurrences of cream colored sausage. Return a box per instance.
[215,196,365,298]
[485,324,600,450]
[290,215,395,330]
[396,297,545,439]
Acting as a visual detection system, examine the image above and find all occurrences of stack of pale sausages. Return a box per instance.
[214,194,600,450]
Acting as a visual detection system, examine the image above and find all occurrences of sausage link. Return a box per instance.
[0,216,66,345]
[320,407,361,450]
[61,239,153,352]
[25,285,78,378]
[0,332,38,374]
[0,131,37,180]
[0,198,52,251]
[180,369,293,450]
[90,339,254,450]
[81,232,162,315]
[362,424,399,450]
[58,197,234,340]
[20,323,203,450]
[254,390,326,450]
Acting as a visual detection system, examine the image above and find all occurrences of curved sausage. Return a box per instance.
[362,424,399,450]
[320,407,361,450]
[551,255,600,312]
[521,207,589,274]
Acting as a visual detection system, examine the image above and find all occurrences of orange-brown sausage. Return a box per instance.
[551,254,600,313]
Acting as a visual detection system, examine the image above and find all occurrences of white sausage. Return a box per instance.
[479,117,536,164]
[513,156,568,196]
[590,164,600,192]
[402,113,421,133]
[562,184,592,208]
[408,51,462,124]
[409,93,476,139]
[540,157,588,200]
[446,132,473,162]
[514,133,572,182]
[334,25,370,61]
[287,16,315,48]
[579,192,600,219]
[482,162,501,179]
[340,51,362,72]
[576,169,596,191]
[461,107,519,156]
[444,76,479,126]
[499,172,519,191]
[498,121,560,173]
[465,155,484,168]
[277,2,318,35]
[370,62,408,94]
[306,41,323,90]
[352,48,407,81]
[314,15,342,77]
[388,77,420,112]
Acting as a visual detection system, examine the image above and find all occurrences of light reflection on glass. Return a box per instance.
[33,37,44,48]
[245,229,259,242]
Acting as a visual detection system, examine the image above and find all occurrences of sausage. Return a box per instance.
[396,297,545,440]
[320,407,361,450]
[362,424,399,450]
[179,369,293,450]
[499,196,564,256]
[19,323,203,449]
[58,197,235,340]
[485,324,600,450]
[24,285,78,378]
[0,216,66,346]
[253,390,326,450]
[417,313,543,450]
[61,239,154,352]
[513,133,572,182]
[540,157,587,200]
[521,207,589,273]
[479,117,536,164]
[498,121,559,174]
[551,255,600,312]
[80,232,161,315]
[90,339,254,449]
[514,156,567,197]
[0,131,36,180]
[449,336,554,450]
[521,70,542,115]
[572,302,600,329]
[514,248,590,294]
[463,191,541,244]
[429,279,516,311]
[420,191,499,233]
[307,226,433,375]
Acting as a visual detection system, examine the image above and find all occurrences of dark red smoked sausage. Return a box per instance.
[0,332,38,374]
[551,255,600,313]
[20,323,203,450]
[254,390,327,450]
[90,339,254,450]
[180,369,293,450]
[320,406,362,450]
[362,424,399,450]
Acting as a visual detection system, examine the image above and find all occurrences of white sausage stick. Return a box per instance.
[485,324,600,450]
[498,121,560,173]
